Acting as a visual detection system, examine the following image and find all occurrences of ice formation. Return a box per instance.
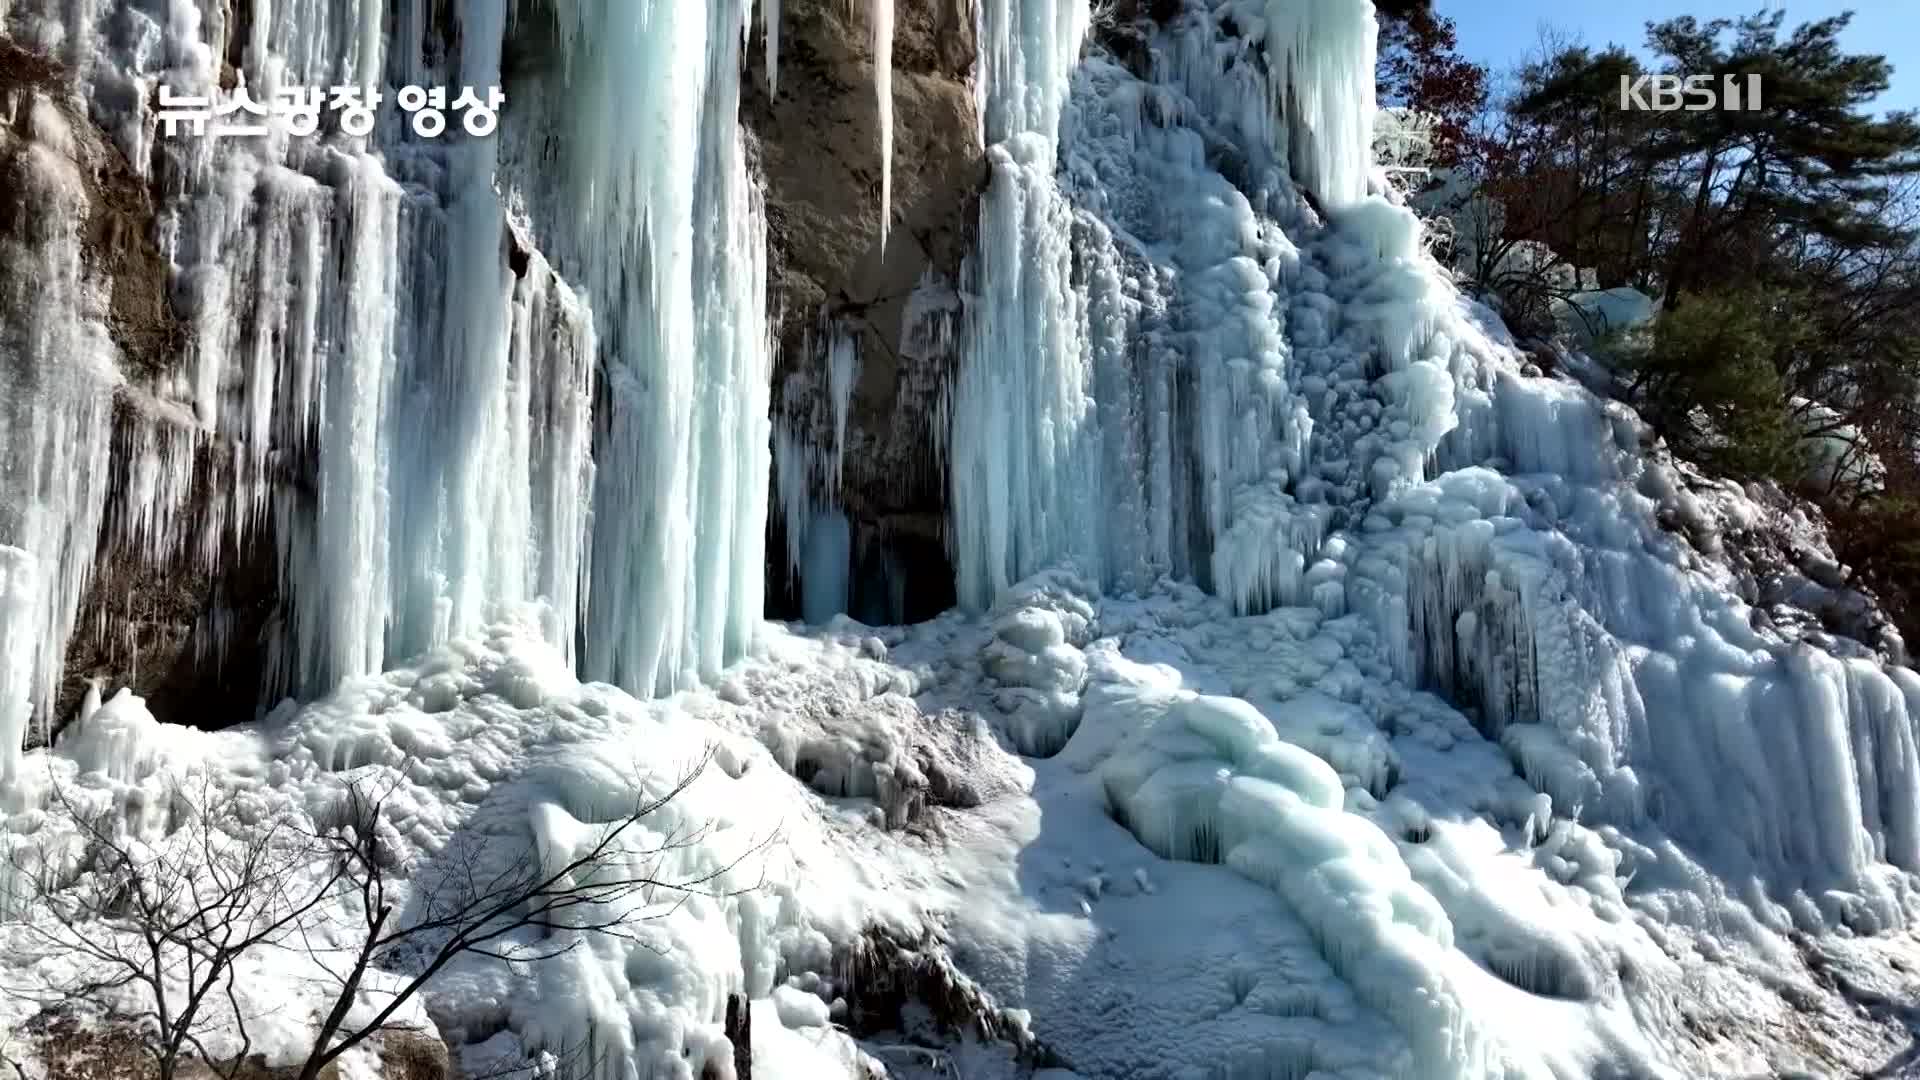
[0,0,776,743]
[1256,0,1380,208]
[945,0,1095,608]
[8,0,1920,1077]
[772,317,863,621]
[548,0,774,696]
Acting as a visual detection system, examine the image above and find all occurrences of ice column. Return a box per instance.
[556,0,773,696]
[0,551,39,781]
[772,318,861,615]
[281,156,401,694]
[947,0,1094,609]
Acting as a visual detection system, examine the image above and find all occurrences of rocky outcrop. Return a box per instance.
[743,0,979,623]
[0,40,258,732]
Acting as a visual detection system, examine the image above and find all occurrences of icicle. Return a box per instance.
[871,0,894,250]
[0,550,39,782]
[826,323,860,493]
[765,0,782,94]
[282,153,401,695]
[1262,0,1379,209]
[975,0,1090,145]
[947,0,1095,610]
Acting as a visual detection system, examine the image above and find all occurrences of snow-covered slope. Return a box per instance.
[5,0,1920,1077]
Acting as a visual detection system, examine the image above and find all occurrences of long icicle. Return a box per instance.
[872,0,894,250]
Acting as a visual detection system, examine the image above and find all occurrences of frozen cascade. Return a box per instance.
[0,80,122,765]
[947,0,1095,609]
[950,0,1920,1072]
[0,0,800,731]
[950,0,1348,609]
[553,0,774,697]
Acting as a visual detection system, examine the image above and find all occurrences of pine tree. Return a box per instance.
[1646,12,1920,305]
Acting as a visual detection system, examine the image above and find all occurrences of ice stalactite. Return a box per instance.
[0,551,40,783]
[773,317,861,622]
[553,0,772,695]
[765,0,783,93]
[872,0,895,250]
[827,322,860,492]
[277,156,402,695]
[1258,0,1379,209]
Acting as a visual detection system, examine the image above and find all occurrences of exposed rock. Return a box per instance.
[0,39,183,379]
[828,924,1057,1067]
[18,1007,452,1079]
[744,0,978,622]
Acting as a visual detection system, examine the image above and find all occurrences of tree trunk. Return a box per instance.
[1665,146,1722,310]
[725,992,752,1080]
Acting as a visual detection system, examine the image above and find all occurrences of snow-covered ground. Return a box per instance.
[5,578,1919,1079]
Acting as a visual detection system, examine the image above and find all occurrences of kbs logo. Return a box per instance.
[1618,74,1764,111]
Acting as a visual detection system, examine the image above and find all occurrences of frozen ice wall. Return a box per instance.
[948,0,1356,608]
[0,0,776,744]
[945,0,1095,608]
[542,0,773,697]
[0,86,120,769]
[955,0,1920,992]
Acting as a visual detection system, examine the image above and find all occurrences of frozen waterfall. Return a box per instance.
[0,0,777,770]
[547,0,773,697]
[946,0,1096,609]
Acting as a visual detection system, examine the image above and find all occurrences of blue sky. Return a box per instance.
[1436,0,1920,115]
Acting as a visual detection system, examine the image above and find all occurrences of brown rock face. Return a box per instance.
[743,0,979,623]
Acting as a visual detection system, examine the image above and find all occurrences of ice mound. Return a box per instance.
[979,574,1098,756]
[1079,677,1538,1078]
[0,618,927,1078]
